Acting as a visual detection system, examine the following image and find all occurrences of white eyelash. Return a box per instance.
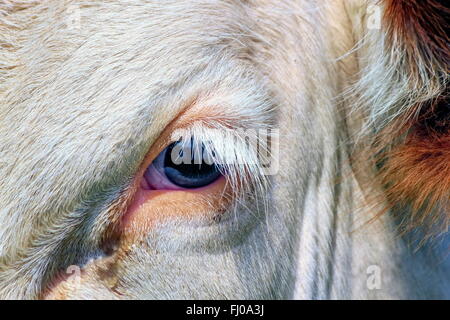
[169,120,273,218]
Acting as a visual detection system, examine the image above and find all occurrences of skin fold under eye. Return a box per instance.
[143,138,223,190]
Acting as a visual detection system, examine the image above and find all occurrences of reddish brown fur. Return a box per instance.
[383,0,449,73]
[381,129,450,231]
[357,1,450,234]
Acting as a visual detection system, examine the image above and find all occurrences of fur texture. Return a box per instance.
[349,0,449,234]
[0,0,448,299]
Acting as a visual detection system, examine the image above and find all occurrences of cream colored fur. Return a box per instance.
[0,0,448,299]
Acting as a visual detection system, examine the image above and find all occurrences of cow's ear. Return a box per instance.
[382,0,449,234]
[355,1,449,235]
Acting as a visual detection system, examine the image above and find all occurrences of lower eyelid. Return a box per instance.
[118,175,230,242]
[143,163,183,191]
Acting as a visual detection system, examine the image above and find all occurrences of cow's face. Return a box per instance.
[1,0,338,299]
[0,0,448,299]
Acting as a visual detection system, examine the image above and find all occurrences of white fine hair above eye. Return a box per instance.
[170,120,273,200]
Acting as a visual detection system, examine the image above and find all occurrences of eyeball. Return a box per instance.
[143,138,222,190]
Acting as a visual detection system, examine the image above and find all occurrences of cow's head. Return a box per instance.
[0,0,448,299]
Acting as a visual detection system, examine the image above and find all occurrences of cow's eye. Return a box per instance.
[120,126,235,239]
[143,138,223,190]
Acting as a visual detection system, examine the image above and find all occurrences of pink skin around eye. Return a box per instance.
[123,173,226,228]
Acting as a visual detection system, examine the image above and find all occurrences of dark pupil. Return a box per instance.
[163,140,221,188]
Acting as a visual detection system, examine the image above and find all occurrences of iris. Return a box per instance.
[144,138,222,190]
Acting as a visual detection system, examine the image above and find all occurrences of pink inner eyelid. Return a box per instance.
[140,167,226,194]
[142,163,186,191]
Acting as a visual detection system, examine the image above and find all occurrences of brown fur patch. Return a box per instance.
[381,126,449,233]
[354,1,450,235]
[381,0,449,228]
[383,0,449,73]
